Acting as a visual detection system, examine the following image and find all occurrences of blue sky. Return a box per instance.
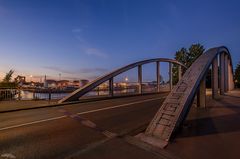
[0,0,240,82]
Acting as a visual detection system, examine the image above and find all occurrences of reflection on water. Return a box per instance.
[20,90,69,100]
[7,85,170,100]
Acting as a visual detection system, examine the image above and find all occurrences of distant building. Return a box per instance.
[72,80,80,87]
[45,79,57,88]
[44,75,47,88]
[80,79,89,87]
[15,75,26,85]
[57,80,69,88]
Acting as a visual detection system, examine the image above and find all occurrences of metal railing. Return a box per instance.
[0,89,20,100]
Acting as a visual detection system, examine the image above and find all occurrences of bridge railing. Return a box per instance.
[58,58,186,103]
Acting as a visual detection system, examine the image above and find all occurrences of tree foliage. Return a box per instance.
[2,69,14,83]
[0,69,17,88]
[234,62,240,88]
[173,44,205,84]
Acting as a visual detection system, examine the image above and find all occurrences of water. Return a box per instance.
[0,84,170,100]
[19,89,137,100]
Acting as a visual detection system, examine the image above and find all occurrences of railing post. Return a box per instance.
[197,76,206,108]
[109,77,114,97]
[169,62,173,90]
[178,65,182,81]
[156,61,160,92]
[212,56,219,99]
[224,54,229,92]
[138,65,142,94]
[220,53,225,95]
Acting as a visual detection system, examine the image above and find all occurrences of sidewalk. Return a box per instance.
[166,89,240,159]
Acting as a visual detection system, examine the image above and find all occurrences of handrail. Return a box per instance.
[142,46,234,146]
[58,58,186,103]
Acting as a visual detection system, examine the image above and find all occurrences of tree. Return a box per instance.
[172,44,205,85]
[234,62,240,88]
[2,69,14,83]
[187,44,205,67]
[0,69,16,88]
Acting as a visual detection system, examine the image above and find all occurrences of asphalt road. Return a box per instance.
[0,93,167,159]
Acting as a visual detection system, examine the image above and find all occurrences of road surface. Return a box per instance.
[0,93,167,159]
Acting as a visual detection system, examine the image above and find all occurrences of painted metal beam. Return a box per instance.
[169,62,173,90]
[156,61,160,92]
[109,77,114,97]
[138,65,142,94]
[140,46,234,148]
[212,56,219,99]
[197,76,206,108]
[59,58,186,103]
[220,53,225,95]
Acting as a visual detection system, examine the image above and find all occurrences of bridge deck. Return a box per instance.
[45,90,240,159]
[0,90,239,159]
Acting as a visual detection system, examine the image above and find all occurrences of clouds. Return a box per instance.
[72,28,82,33]
[43,66,108,75]
[43,66,74,74]
[85,48,108,58]
[71,27,108,59]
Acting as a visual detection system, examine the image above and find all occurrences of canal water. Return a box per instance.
[19,89,138,100]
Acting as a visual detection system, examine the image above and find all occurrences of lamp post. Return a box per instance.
[30,75,33,82]
[125,77,128,93]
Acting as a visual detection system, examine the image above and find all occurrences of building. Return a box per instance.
[57,80,69,88]
[14,75,26,85]
[80,79,89,87]
[45,79,57,88]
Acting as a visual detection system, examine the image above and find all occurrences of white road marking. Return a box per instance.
[1,153,16,159]
[0,97,165,131]
[0,116,66,131]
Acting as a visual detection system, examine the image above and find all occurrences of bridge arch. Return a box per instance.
[58,58,186,103]
[139,46,234,148]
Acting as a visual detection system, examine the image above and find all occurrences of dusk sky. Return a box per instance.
[0,0,240,82]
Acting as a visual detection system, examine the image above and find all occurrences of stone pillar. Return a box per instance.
[224,54,229,92]
[212,56,219,99]
[178,65,182,82]
[220,53,225,95]
[169,63,173,90]
[109,77,114,97]
[197,76,206,108]
[138,65,142,94]
[156,61,160,92]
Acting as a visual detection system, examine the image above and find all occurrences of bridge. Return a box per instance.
[0,46,239,159]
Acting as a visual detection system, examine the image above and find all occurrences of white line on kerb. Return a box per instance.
[0,97,165,131]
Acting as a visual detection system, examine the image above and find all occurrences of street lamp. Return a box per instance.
[124,77,128,93]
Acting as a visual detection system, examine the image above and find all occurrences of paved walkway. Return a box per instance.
[167,89,240,159]
[67,89,240,159]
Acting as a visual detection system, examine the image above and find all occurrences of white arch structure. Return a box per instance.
[58,58,186,103]
[138,46,234,148]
